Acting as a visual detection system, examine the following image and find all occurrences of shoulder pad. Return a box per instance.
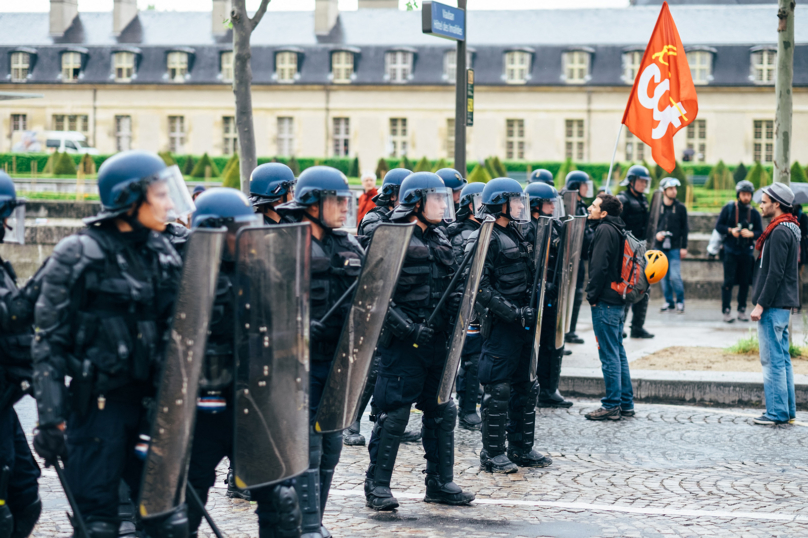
[52,235,94,266]
[330,230,366,255]
[431,226,449,242]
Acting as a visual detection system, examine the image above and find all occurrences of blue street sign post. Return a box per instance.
[422,1,468,177]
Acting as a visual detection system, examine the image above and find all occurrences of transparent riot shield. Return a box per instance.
[437,217,496,405]
[138,229,225,519]
[233,223,311,489]
[313,223,415,433]
[562,190,578,217]
[554,216,587,349]
[528,217,553,382]
[645,190,663,245]
[563,217,587,335]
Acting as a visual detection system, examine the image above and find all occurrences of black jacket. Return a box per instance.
[715,201,763,256]
[0,257,36,410]
[447,217,481,267]
[618,189,649,240]
[751,222,801,309]
[586,216,626,306]
[652,199,689,250]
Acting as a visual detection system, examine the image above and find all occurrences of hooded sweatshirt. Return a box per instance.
[586,215,627,306]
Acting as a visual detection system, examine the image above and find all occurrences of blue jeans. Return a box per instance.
[758,308,796,422]
[592,303,634,410]
[661,248,684,305]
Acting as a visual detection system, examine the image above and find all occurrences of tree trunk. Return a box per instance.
[231,0,271,195]
[774,0,795,186]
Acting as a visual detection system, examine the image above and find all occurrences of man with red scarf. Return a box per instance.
[750,182,800,426]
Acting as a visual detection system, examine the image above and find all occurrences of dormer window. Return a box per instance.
[114,52,135,82]
[386,50,414,83]
[221,51,234,82]
[562,49,592,84]
[443,49,473,82]
[276,51,298,83]
[504,50,531,85]
[751,47,776,85]
[167,52,188,83]
[61,51,82,83]
[331,51,354,84]
[687,49,714,85]
[11,52,31,82]
[622,50,643,84]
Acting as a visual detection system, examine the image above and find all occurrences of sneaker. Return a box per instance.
[752,415,788,425]
[630,328,655,339]
[737,309,749,322]
[723,311,735,323]
[565,333,585,344]
[660,302,674,312]
[585,407,621,421]
[621,408,636,417]
[676,303,685,314]
[789,418,796,424]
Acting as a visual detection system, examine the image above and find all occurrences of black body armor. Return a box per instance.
[618,189,649,239]
[0,258,37,410]
[358,206,391,238]
[447,218,481,267]
[199,263,236,394]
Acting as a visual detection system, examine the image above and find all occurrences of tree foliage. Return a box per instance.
[744,162,770,189]
[375,157,389,179]
[554,158,576,186]
[181,155,196,176]
[288,156,300,176]
[348,156,360,177]
[791,161,808,183]
[222,156,241,189]
[705,160,734,190]
[468,162,492,183]
[414,156,432,173]
[190,153,220,178]
[733,163,748,184]
[53,152,77,175]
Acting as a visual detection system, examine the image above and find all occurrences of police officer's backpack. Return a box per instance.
[610,229,649,305]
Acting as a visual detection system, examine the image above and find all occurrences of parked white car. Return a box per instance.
[12,130,99,155]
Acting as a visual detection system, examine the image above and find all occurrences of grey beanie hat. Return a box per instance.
[762,182,795,208]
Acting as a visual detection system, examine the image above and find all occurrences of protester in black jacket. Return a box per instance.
[653,178,689,313]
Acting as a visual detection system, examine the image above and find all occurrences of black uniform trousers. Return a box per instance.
[478,320,534,439]
[722,251,755,313]
[369,333,449,467]
[0,405,40,513]
[624,293,650,333]
[455,332,482,402]
[568,262,586,335]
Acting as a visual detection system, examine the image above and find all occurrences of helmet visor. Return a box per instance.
[508,192,531,225]
[536,198,565,219]
[3,204,25,245]
[423,188,456,224]
[630,177,650,195]
[578,180,595,199]
[153,165,196,222]
[321,191,357,229]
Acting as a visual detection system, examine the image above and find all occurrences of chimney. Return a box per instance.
[358,0,399,7]
[113,0,138,36]
[212,0,232,35]
[49,0,78,37]
[314,0,339,36]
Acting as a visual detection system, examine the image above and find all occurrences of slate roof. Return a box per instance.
[1,5,806,87]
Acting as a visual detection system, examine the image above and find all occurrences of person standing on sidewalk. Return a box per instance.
[750,183,800,426]
[584,193,634,421]
[715,180,763,323]
[618,165,654,339]
[654,177,689,314]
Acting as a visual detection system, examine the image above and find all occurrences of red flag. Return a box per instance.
[622,2,698,173]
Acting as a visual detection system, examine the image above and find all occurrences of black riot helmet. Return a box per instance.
[372,168,411,207]
[390,172,456,225]
[249,163,296,208]
[456,182,485,221]
[525,182,564,218]
[435,168,467,192]
[620,165,653,193]
[564,170,594,198]
[480,177,530,224]
[0,171,24,244]
[528,169,554,186]
[192,187,262,261]
[276,166,357,229]
[736,180,755,197]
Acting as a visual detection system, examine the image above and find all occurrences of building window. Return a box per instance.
[447,118,455,160]
[116,115,132,152]
[276,52,298,83]
[221,52,234,83]
[622,51,642,84]
[565,119,585,161]
[504,51,530,84]
[753,120,774,163]
[331,51,354,84]
[277,117,294,156]
[389,118,408,158]
[11,114,26,132]
[114,52,135,82]
[223,116,238,155]
[385,51,413,83]
[443,50,472,81]
[687,51,712,85]
[169,116,185,154]
[11,52,30,82]
[751,49,776,84]
[167,52,188,83]
[333,117,350,157]
[506,119,525,160]
[686,119,706,162]
[61,52,81,82]
[563,51,590,84]
[625,131,645,162]
[53,114,89,134]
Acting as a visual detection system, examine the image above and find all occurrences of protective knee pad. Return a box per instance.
[373,407,409,483]
[481,383,510,455]
[436,403,457,482]
[527,380,540,411]
[141,504,188,538]
[257,484,301,538]
[186,488,208,535]
[10,496,41,538]
[293,469,321,535]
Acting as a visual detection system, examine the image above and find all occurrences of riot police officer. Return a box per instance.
[364,172,475,511]
[250,162,297,225]
[618,165,654,339]
[524,183,572,409]
[435,168,468,214]
[31,151,190,538]
[528,169,554,186]
[447,182,485,431]
[561,171,593,346]
[186,188,301,538]
[475,178,552,474]
[277,167,365,538]
[0,172,41,538]
[357,168,411,239]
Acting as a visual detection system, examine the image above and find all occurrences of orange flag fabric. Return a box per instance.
[621,1,698,173]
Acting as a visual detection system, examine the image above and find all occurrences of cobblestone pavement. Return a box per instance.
[16,396,808,537]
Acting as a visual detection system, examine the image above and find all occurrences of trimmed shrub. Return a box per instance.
[348,156,360,177]
[431,158,448,173]
[705,160,734,190]
[668,162,689,203]
[398,156,412,170]
[745,162,770,189]
[491,156,507,177]
[222,157,241,189]
[220,153,238,179]
[554,158,576,186]
[288,156,300,176]
[733,163,748,184]
[43,152,58,174]
[468,162,492,183]
[190,153,220,178]
[158,152,176,167]
[414,156,432,173]
[53,151,78,175]
[79,153,96,175]
[375,157,389,179]
[181,155,196,176]
[791,161,808,183]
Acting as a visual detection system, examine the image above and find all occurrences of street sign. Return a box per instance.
[466,69,474,127]
[422,1,465,42]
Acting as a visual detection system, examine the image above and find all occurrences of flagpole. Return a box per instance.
[604,123,624,193]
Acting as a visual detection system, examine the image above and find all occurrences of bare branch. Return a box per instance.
[250,0,272,30]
